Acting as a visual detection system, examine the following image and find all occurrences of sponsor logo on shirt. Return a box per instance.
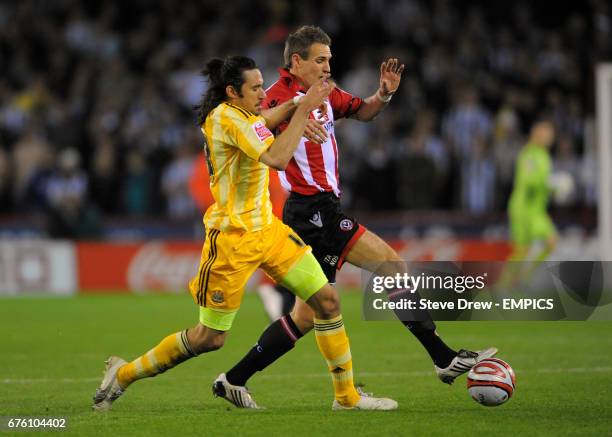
[253,121,273,142]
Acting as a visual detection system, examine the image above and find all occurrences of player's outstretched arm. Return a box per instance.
[261,99,299,131]
[352,58,404,121]
[262,101,328,144]
[260,80,333,170]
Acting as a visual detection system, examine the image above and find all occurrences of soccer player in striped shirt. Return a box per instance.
[92,55,396,411]
[213,26,496,408]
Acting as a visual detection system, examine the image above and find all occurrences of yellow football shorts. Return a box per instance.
[188,217,327,331]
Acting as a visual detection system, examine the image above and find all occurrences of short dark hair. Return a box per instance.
[283,25,331,68]
[197,56,258,124]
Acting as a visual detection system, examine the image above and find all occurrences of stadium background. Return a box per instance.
[2,0,610,291]
[1,1,612,436]
[1,1,609,231]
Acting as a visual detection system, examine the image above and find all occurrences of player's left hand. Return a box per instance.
[379,58,404,97]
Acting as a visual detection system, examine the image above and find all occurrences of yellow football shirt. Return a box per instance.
[201,102,275,232]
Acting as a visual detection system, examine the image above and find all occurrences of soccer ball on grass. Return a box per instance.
[467,358,516,406]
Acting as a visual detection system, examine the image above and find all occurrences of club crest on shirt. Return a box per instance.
[252,121,273,142]
[339,219,354,231]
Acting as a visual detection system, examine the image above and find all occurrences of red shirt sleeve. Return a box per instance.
[329,86,363,120]
[263,81,293,110]
[263,81,295,135]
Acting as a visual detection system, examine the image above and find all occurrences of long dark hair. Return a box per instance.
[196,56,258,125]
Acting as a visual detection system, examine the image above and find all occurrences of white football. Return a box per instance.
[467,358,516,406]
[549,171,575,205]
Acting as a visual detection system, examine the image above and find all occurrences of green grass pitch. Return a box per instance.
[1,291,611,436]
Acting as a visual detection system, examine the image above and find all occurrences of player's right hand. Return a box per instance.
[301,79,334,112]
[303,119,328,143]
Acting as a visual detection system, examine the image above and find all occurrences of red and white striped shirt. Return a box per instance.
[264,68,363,197]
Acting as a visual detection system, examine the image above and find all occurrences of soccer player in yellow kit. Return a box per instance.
[92,56,396,411]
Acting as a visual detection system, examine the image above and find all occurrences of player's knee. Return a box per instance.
[187,324,226,354]
[374,244,406,276]
[376,259,407,277]
[205,335,226,352]
[307,284,340,318]
[373,250,406,278]
[290,300,314,333]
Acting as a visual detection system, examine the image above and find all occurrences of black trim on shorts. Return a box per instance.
[288,234,305,247]
[198,229,220,306]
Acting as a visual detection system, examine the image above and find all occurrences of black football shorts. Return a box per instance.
[283,191,366,283]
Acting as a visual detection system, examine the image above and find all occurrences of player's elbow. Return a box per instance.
[260,152,288,170]
[267,157,288,171]
[352,112,375,122]
[272,159,288,171]
[362,110,379,122]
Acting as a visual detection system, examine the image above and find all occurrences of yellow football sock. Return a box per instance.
[116,330,196,388]
[313,315,360,406]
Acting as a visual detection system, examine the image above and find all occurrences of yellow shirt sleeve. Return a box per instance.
[224,107,275,161]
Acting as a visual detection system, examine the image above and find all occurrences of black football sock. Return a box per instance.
[403,321,457,368]
[276,284,296,315]
[225,314,303,386]
[387,287,456,368]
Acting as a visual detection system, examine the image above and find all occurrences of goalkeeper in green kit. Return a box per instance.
[504,121,557,284]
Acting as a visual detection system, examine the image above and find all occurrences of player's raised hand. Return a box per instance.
[379,58,404,97]
[303,119,328,144]
[301,79,335,112]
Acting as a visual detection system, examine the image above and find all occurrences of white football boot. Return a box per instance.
[212,373,261,409]
[435,347,498,385]
[92,356,127,411]
[332,387,398,411]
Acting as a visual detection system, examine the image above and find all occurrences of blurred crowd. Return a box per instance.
[0,0,610,237]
